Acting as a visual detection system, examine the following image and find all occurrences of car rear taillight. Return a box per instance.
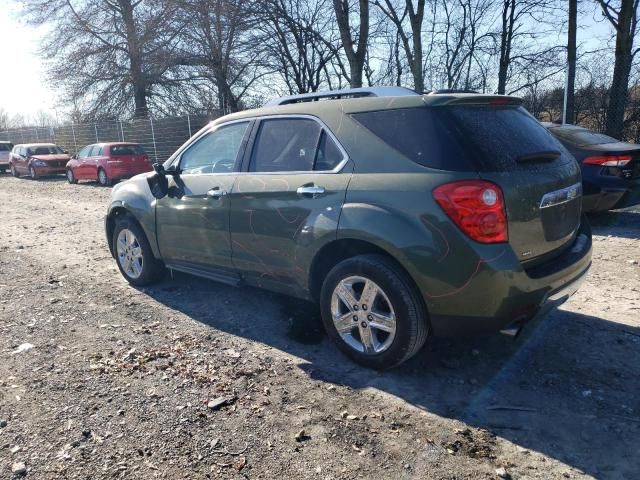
[583,155,632,167]
[433,180,508,243]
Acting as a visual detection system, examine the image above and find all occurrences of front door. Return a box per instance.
[74,145,92,179]
[155,121,252,273]
[229,117,351,292]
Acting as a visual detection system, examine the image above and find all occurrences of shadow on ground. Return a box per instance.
[138,208,639,478]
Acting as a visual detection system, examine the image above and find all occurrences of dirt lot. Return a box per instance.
[0,174,638,479]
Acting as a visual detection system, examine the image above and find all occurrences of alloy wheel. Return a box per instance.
[116,228,144,279]
[330,276,397,354]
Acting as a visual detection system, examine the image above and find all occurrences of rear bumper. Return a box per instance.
[581,165,640,211]
[0,161,9,168]
[428,219,592,337]
[107,165,153,180]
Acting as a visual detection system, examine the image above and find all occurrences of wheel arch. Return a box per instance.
[105,203,160,259]
[308,238,428,318]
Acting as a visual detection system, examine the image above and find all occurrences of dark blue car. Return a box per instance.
[542,122,640,212]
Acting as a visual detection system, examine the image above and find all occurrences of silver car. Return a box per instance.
[0,141,13,173]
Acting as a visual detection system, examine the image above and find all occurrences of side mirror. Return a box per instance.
[148,169,169,199]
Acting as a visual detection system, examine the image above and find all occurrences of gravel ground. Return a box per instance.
[0,174,638,479]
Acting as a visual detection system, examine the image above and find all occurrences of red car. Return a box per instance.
[66,142,153,186]
[9,143,71,179]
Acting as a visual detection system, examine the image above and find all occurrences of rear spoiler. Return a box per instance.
[427,94,523,107]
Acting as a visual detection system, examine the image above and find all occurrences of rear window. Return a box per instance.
[550,127,618,146]
[0,143,13,151]
[110,144,146,156]
[352,106,568,172]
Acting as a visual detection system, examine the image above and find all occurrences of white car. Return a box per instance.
[0,141,13,173]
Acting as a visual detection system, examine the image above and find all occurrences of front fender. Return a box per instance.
[106,175,160,258]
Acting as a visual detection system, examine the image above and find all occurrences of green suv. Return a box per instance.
[105,87,592,368]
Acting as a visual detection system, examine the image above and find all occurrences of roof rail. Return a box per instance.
[264,86,419,107]
[426,89,479,95]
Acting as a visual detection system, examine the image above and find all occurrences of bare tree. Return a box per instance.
[260,0,340,94]
[373,0,427,92]
[333,0,370,87]
[595,0,640,138]
[178,0,265,113]
[19,0,188,117]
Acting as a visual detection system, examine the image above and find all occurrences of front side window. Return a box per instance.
[88,145,102,157]
[180,122,249,175]
[77,146,91,159]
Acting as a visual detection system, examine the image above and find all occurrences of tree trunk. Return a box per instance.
[604,0,635,139]
[333,0,369,88]
[119,0,148,117]
[497,0,515,95]
[565,0,577,124]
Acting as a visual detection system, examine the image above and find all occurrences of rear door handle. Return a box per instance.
[207,187,227,199]
[296,185,326,197]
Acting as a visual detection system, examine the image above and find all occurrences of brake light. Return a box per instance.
[583,155,632,167]
[433,180,508,243]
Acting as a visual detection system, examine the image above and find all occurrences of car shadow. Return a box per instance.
[140,274,639,479]
[588,207,640,240]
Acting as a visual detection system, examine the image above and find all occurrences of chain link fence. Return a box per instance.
[0,114,216,163]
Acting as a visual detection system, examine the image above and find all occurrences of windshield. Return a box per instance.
[28,146,64,156]
[110,144,146,156]
[550,127,619,146]
[0,143,13,151]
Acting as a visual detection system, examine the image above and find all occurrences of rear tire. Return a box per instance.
[29,165,38,180]
[66,169,78,184]
[320,254,429,369]
[98,168,110,186]
[112,214,163,286]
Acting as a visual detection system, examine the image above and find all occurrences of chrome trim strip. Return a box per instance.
[539,182,582,209]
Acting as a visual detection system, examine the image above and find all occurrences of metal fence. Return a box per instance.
[0,114,216,163]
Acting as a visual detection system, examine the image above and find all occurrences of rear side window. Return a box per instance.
[249,118,343,172]
[110,144,145,156]
[352,106,568,172]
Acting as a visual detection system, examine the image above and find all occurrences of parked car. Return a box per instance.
[105,87,592,369]
[66,142,153,186]
[542,123,640,212]
[0,141,14,173]
[9,143,70,179]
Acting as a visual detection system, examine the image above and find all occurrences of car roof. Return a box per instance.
[15,143,59,148]
[213,91,523,126]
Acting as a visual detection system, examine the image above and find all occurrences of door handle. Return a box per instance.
[207,187,227,199]
[296,185,326,197]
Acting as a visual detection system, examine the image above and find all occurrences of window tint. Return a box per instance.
[550,127,618,146]
[29,146,63,156]
[0,143,12,151]
[180,122,249,174]
[315,132,344,170]
[250,118,322,172]
[77,146,91,159]
[352,108,474,171]
[110,144,145,156]
[88,145,102,157]
[353,106,568,172]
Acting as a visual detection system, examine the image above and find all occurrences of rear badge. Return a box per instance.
[540,183,582,209]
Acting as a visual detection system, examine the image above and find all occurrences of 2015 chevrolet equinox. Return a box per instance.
[105,87,592,369]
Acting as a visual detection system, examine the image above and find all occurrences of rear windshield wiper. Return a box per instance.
[515,150,561,164]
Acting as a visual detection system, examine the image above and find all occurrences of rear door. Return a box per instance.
[229,116,351,290]
[442,105,582,263]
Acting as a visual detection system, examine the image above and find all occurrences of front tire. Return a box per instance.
[29,165,38,180]
[320,254,428,369]
[66,169,78,184]
[112,214,163,286]
[98,168,110,186]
